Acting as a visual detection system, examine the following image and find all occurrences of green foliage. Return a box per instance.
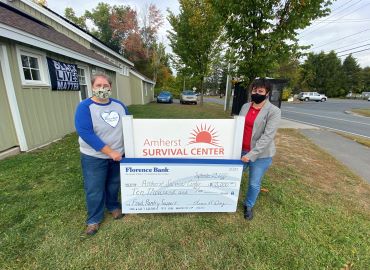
[282,88,292,101]
[271,58,301,93]
[342,54,363,94]
[84,3,121,52]
[300,51,344,97]
[168,0,224,102]
[362,67,370,91]
[211,0,332,84]
[64,3,172,83]
[64,7,87,30]
[33,0,47,6]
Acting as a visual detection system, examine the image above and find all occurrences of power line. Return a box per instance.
[300,1,370,38]
[327,38,370,52]
[315,19,370,23]
[336,43,370,54]
[312,28,370,49]
[299,0,362,37]
[338,47,370,57]
[325,2,370,23]
[300,0,358,33]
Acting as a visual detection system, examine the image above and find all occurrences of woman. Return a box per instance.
[74,73,129,235]
[239,78,281,220]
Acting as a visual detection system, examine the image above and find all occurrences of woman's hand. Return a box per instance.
[101,145,122,161]
[241,155,250,163]
[108,150,123,161]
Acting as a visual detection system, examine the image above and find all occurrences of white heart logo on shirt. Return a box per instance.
[101,111,120,128]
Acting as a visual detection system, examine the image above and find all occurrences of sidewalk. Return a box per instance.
[279,119,319,129]
[300,129,370,184]
[279,119,370,184]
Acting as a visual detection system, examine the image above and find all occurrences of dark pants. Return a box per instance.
[80,153,121,225]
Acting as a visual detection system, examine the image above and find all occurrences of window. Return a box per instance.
[78,67,88,99]
[16,47,49,86]
[21,55,41,81]
[119,65,129,76]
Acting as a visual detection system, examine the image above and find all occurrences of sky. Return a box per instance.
[47,0,370,68]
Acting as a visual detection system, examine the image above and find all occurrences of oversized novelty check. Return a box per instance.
[120,158,244,213]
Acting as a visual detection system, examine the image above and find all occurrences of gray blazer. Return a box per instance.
[239,100,281,162]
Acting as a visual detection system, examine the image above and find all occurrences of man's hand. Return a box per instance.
[241,155,250,163]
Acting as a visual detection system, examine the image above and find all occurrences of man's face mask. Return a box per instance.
[92,87,112,99]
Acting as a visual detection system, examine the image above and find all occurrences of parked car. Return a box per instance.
[368,97,370,101]
[298,92,327,102]
[156,91,173,103]
[180,90,198,104]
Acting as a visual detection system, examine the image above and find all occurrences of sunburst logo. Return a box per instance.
[188,124,221,147]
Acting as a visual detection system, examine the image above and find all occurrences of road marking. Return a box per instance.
[282,109,370,126]
[282,117,370,139]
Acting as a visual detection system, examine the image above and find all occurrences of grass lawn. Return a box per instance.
[1,102,369,269]
[351,108,370,117]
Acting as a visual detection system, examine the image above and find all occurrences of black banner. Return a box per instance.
[47,57,80,91]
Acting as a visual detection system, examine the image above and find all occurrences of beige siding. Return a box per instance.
[130,74,143,104]
[143,82,154,104]
[7,42,81,150]
[0,55,18,151]
[10,1,91,48]
[116,74,132,105]
[103,69,118,99]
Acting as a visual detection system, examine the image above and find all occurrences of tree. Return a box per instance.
[83,3,122,52]
[342,54,363,94]
[64,7,87,30]
[271,57,301,93]
[168,0,224,104]
[141,4,164,58]
[362,67,370,92]
[300,51,344,97]
[211,0,332,85]
[33,0,47,6]
[64,3,166,80]
[110,5,145,60]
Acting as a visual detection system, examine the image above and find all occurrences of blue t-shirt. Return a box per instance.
[74,98,129,159]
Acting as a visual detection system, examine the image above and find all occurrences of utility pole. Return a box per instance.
[224,62,232,111]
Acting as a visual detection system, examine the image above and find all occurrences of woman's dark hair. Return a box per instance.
[249,78,272,93]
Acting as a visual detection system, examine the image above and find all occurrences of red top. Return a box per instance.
[242,106,261,151]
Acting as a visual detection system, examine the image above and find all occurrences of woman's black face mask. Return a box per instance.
[251,93,267,104]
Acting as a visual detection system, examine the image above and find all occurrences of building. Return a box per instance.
[0,0,155,154]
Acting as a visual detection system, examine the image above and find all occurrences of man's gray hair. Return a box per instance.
[91,72,112,86]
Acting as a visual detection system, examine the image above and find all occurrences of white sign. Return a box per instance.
[122,117,245,159]
[120,158,244,213]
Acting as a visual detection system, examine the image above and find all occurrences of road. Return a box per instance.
[203,97,370,182]
[281,99,370,138]
[203,98,370,138]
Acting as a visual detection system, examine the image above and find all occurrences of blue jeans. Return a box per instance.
[80,153,121,225]
[241,151,272,208]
